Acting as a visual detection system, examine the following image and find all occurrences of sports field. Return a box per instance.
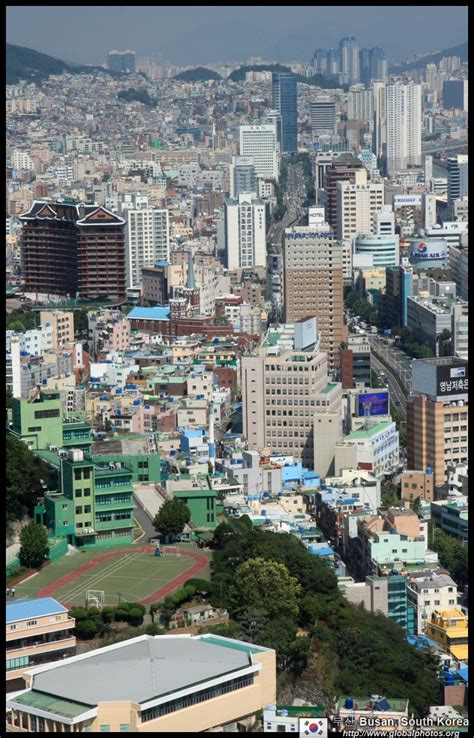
[15,545,210,607]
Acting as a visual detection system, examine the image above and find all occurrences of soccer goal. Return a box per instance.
[162,546,181,557]
[86,590,105,610]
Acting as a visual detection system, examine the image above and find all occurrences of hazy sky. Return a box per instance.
[7,5,468,66]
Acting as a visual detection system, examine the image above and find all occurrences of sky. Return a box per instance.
[6,5,468,67]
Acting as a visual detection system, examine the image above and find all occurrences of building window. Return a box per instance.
[34,409,60,419]
[99,726,110,733]
[120,726,130,733]
[26,620,37,627]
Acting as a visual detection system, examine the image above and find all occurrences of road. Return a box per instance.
[369,336,412,393]
[371,354,407,416]
[421,139,468,154]
[133,500,157,542]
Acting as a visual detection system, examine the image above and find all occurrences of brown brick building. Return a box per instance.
[20,201,126,300]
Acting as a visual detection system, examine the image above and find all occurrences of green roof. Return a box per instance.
[321,382,339,394]
[197,635,265,654]
[346,421,393,439]
[276,705,325,718]
[11,690,93,718]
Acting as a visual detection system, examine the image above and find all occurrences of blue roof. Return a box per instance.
[128,306,170,321]
[6,597,67,623]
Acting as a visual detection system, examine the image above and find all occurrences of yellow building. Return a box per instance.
[6,598,76,692]
[6,633,276,733]
[425,609,468,662]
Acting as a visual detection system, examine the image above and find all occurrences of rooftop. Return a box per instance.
[346,421,393,439]
[14,634,268,706]
[7,597,67,624]
[128,306,170,321]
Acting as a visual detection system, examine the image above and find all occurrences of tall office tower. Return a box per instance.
[447,155,469,205]
[336,170,384,283]
[424,155,433,184]
[339,36,360,84]
[407,358,468,488]
[372,80,387,159]
[239,124,279,180]
[313,49,328,76]
[20,201,126,300]
[310,97,336,134]
[443,79,468,111]
[327,49,339,77]
[347,88,374,122]
[314,151,340,205]
[359,48,371,87]
[107,50,136,73]
[241,318,342,468]
[272,72,298,154]
[369,47,388,83]
[336,172,384,241]
[121,195,170,288]
[386,82,422,175]
[224,193,266,270]
[230,156,257,197]
[325,153,366,232]
[283,224,344,368]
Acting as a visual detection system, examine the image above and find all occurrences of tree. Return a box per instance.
[381,483,400,508]
[230,557,301,620]
[410,496,422,515]
[75,619,98,639]
[7,434,56,532]
[73,309,89,338]
[19,522,49,568]
[153,499,191,541]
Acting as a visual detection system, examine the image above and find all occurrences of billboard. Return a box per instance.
[436,363,468,396]
[409,238,448,264]
[358,391,389,417]
[294,316,317,351]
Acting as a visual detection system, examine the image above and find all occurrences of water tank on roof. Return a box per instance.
[426,468,433,475]
[345,698,354,709]
[308,545,319,555]
[279,709,288,717]
[159,393,164,399]
[169,397,174,403]
[100,395,108,400]
[170,450,176,456]
[133,399,140,405]
[391,569,399,575]
[445,673,455,684]
[213,338,219,344]
[145,405,150,409]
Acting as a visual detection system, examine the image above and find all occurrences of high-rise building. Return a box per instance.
[20,201,127,300]
[272,72,298,154]
[107,50,136,73]
[386,82,422,175]
[359,48,371,87]
[239,124,279,180]
[369,47,388,83]
[336,172,384,241]
[242,319,342,468]
[442,79,468,111]
[447,155,468,205]
[347,88,374,122]
[224,193,266,270]
[325,153,366,232]
[121,196,170,288]
[372,80,387,160]
[327,49,339,77]
[407,358,468,488]
[283,224,344,368]
[310,97,336,134]
[313,49,328,76]
[230,156,257,197]
[339,36,360,84]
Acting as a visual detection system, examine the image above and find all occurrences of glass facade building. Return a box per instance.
[272,72,298,155]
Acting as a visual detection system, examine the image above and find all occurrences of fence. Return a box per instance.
[6,536,68,576]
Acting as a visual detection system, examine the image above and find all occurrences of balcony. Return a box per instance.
[6,635,76,660]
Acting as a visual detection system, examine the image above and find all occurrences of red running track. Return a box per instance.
[36,545,209,607]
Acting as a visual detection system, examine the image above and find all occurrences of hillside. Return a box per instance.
[6,43,114,85]
[390,41,467,73]
[228,63,292,81]
[173,67,222,82]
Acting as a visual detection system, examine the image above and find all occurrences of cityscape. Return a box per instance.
[5,5,469,735]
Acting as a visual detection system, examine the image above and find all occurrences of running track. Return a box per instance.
[36,546,209,607]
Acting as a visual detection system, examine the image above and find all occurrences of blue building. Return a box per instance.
[272,72,297,155]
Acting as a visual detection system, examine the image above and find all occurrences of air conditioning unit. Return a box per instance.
[48,445,58,452]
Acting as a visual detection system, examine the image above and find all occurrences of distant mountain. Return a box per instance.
[173,67,222,82]
[390,41,467,73]
[6,43,114,85]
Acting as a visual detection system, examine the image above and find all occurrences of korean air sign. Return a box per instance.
[409,238,447,262]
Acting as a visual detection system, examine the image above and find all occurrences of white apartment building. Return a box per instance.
[6,336,21,399]
[347,88,374,122]
[6,325,54,358]
[122,194,170,287]
[11,150,35,171]
[407,573,458,635]
[239,124,279,181]
[40,311,75,349]
[386,82,422,175]
[224,194,266,270]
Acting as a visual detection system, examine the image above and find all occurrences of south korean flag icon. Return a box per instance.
[299,718,328,738]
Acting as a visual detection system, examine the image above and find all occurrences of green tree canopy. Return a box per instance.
[153,499,191,540]
[19,521,49,568]
[7,434,56,533]
[230,556,301,620]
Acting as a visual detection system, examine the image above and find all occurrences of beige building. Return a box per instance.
[40,311,75,349]
[283,225,344,369]
[6,598,76,692]
[407,572,458,635]
[6,633,276,733]
[242,325,342,469]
